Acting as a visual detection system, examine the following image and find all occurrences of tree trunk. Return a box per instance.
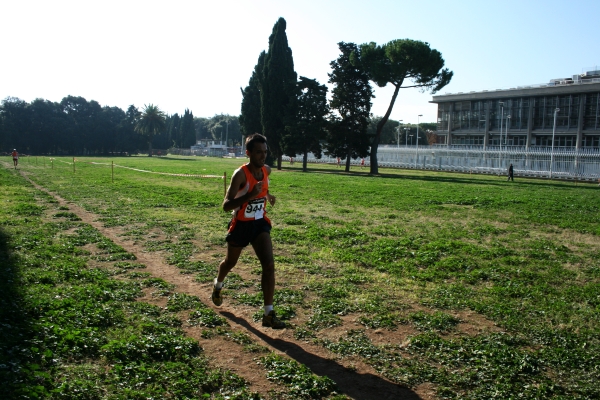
[345,150,351,172]
[370,134,380,174]
[148,141,153,157]
[370,84,401,174]
[277,154,282,170]
[303,151,308,172]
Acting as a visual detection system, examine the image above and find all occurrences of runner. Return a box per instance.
[211,133,285,329]
[11,149,18,169]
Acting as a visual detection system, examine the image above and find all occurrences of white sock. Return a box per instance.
[214,278,223,289]
[264,305,273,316]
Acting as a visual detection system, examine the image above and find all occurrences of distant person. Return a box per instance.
[336,157,341,168]
[507,163,514,181]
[11,149,18,168]
[289,157,294,165]
[211,133,285,329]
[360,158,365,169]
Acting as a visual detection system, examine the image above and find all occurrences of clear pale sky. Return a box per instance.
[1,0,599,124]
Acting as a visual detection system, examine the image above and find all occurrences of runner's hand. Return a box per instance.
[267,193,276,206]
[250,181,263,198]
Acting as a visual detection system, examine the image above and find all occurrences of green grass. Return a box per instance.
[0,164,261,399]
[3,155,600,399]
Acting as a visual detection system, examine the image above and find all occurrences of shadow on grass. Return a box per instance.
[220,311,422,400]
[0,226,35,399]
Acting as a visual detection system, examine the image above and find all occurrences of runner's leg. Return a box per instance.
[251,232,275,306]
[217,243,243,282]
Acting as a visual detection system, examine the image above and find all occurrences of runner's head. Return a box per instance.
[245,133,267,152]
[245,133,268,167]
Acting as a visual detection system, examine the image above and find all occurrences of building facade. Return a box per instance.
[431,71,600,149]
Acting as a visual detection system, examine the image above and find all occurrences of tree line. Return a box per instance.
[0,92,433,159]
[0,96,245,156]
[240,17,452,174]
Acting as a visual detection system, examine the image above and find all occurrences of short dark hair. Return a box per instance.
[246,133,267,152]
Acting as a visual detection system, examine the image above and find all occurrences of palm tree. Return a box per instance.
[135,104,166,156]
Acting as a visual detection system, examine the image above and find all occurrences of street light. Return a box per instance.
[409,134,414,146]
[501,114,512,169]
[415,114,423,169]
[505,115,511,149]
[550,108,560,179]
[405,128,410,147]
[499,102,504,150]
[397,120,403,148]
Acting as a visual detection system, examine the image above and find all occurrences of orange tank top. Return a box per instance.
[232,164,270,223]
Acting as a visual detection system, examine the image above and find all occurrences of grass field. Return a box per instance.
[1,155,599,399]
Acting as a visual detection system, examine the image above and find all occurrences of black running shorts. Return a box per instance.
[226,218,272,247]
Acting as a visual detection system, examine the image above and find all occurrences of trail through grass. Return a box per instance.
[3,155,600,399]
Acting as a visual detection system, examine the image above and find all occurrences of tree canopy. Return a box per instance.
[284,76,329,171]
[135,104,166,156]
[351,39,452,174]
[0,96,144,155]
[326,42,373,172]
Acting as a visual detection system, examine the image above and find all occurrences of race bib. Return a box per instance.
[244,198,265,219]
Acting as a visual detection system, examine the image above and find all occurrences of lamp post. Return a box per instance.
[226,120,229,148]
[397,120,403,148]
[405,128,410,147]
[505,114,511,149]
[550,108,560,179]
[504,114,511,167]
[499,102,504,150]
[415,114,423,169]
[409,135,414,146]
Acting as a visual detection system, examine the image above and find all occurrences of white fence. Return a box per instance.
[285,146,600,181]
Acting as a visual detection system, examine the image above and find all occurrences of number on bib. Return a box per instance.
[245,198,265,219]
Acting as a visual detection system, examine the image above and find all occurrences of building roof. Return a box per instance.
[431,77,600,103]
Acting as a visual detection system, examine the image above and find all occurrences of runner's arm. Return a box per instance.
[265,165,276,206]
[222,169,262,212]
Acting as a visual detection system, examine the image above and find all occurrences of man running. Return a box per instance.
[211,133,285,329]
[11,149,18,169]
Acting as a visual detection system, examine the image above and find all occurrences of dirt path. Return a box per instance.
[20,170,428,400]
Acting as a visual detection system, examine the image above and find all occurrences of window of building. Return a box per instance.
[506,136,526,146]
[583,93,599,130]
[507,98,529,130]
[583,136,599,147]
[533,97,545,129]
[454,136,483,145]
[437,103,450,131]
[536,135,575,147]
[489,100,503,131]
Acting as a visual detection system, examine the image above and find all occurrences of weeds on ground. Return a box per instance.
[15,156,600,398]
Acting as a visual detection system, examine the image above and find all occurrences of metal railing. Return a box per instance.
[285,146,600,181]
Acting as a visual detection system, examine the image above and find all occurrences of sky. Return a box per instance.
[1,0,599,125]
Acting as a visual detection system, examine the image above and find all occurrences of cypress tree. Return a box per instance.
[261,17,297,169]
[240,51,265,137]
[180,109,196,147]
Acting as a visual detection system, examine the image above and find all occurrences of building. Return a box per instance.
[431,70,600,149]
[190,139,241,157]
